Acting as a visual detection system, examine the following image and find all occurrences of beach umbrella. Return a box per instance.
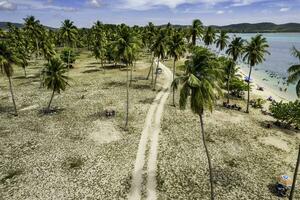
[244,76,253,83]
[277,175,293,187]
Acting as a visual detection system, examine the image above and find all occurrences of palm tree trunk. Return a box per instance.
[146,53,154,80]
[35,38,39,60]
[226,73,230,104]
[246,65,253,113]
[199,112,214,200]
[130,64,133,87]
[151,58,154,84]
[172,58,176,106]
[47,89,55,111]
[125,64,129,128]
[153,58,159,90]
[8,76,18,116]
[67,49,71,69]
[289,145,300,200]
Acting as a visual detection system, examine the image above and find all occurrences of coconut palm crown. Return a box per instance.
[288,46,300,97]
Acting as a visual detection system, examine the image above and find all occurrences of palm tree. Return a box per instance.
[203,27,216,47]
[40,30,56,62]
[287,47,300,98]
[225,36,244,103]
[60,19,78,68]
[145,22,157,83]
[168,30,186,106]
[0,41,20,116]
[41,57,69,112]
[191,19,204,46]
[92,21,107,71]
[113,26,141,128]
[243,34,269,113]
[23,16,42,59]
[215,31,229,54]
[151,28,168,90]
[173,47,223,200]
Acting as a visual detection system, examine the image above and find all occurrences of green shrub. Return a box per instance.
[229,77,250,98]
[270,100,300,128]
[60,48,77,68]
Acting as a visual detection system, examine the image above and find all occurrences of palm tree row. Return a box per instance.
[1,17,272,200]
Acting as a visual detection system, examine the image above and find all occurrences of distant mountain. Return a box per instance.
[159,22,300,33]
[211,22,300,33]
[0,22,23,29]
[0,22,56,30]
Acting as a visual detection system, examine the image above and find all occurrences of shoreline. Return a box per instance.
[238,67,295,103]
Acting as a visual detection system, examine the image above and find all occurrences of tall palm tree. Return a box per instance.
[41,57,69,112]
[151,28,168,90]
[23,16,42,59]
[287,46,300,98]
[191,19,204,46]
[225,36,244,103]
[145,22,157,83]
[215,31,229,54]
[168,30,186,106]
[173,47,223,200]
[0,41,20,116]
[92,21,107,71]
[114,26,141,128]
[203,27,216,47]
[60,19,78,68]
[243,34,269,113]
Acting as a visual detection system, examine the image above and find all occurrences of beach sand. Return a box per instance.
[239,67,295,103]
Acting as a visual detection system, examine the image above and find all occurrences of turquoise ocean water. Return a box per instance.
[221,33,300,100]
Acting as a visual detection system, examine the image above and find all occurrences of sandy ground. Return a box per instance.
[0,50,160,199]
[128,61,172,200]
[239,68,292,102]
[157,59,299,200]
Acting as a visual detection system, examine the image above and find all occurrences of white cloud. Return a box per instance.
[280,7,290,12]
[0,0,16,10]
[9,0,76,11]
[118,0,267,10]
[216,10,224,14]
[231,0,265,7]
[88,0,101,7]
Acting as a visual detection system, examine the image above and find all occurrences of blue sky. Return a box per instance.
[0,0,299,27]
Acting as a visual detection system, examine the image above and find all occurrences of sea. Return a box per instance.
[217,33,300,101]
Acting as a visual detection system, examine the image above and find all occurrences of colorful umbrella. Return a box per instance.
[277,175,293,187]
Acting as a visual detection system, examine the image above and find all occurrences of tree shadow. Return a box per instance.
[84,65,98,68]
[38,107,65,116]
[260,120,299,135]
[131,84,152,90]
[139,97,155,104]
[103,81,125,87]
[82,69,102,74]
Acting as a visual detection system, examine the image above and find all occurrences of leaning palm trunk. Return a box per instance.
[8,76,18,116]
[47,89,55,111]
[153,57,159,90]
[125,64,129,128]
[289,145,300,200]
[146,53,154,80]
[172,58,176,106]
[246,65,253,113]
[199,112,214,200]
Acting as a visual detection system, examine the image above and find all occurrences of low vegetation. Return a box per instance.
[270,100,300,128]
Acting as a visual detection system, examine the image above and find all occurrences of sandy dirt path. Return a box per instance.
[128,61,172,200]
